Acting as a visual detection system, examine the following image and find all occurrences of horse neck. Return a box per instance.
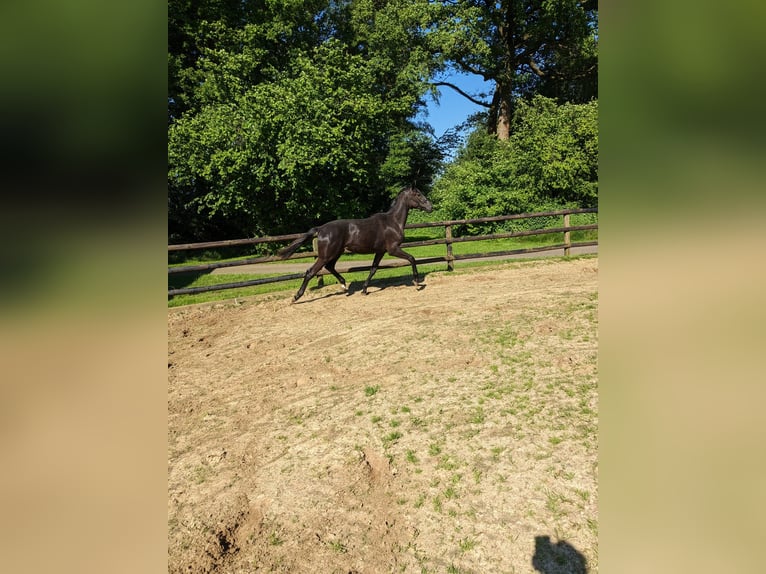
[387,194,410,228]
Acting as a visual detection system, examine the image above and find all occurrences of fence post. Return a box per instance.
[563,213,571,256]
[445,224,454,271]
[312,237,324,287]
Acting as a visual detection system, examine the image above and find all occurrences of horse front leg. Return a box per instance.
[362,252,385,294]
[387,247,420,286]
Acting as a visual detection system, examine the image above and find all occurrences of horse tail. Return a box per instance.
[278,228,317,259]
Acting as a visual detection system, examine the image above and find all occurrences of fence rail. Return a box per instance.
[168,207,597,297]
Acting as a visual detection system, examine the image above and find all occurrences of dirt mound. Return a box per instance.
[169,257,598,573]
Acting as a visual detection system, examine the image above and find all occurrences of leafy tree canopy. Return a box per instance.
[169,0,443,241]
[431,96,597,230]
[167,0,598,242]
[427,0,598,139]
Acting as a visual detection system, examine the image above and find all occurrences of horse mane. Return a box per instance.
[390,186,414,206]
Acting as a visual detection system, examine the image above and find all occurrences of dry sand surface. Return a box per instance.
[168,257,598,573]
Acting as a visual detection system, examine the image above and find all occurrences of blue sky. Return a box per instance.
[418,71,495,139]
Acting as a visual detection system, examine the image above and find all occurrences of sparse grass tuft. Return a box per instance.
[469,406,485,424]
[383,431,403,445]
[328,539,347,553]
[268,531,283,546]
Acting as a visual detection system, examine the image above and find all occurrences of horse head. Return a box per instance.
[402,187,433,213]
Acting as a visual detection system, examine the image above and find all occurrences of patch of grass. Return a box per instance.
[328,539,347,553]
[268,531,284,546]
[406,450,419,464]
[383,431,403,445]
[365,385,380,396]
[192,462,212,484]
[444,486,459,500]
[469,406,485,424]
[410,417,426,428]
[437,455,459,471]
[432,496,443,513]
[428,442,442,456]
[458,537,476,553]
[413,493,426,508]
[559,329,575,340]
[544,489,571,520]
[575,488,591,502]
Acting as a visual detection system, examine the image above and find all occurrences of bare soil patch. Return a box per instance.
[168,257,598,573]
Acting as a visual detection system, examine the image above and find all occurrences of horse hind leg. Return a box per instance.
[293,258,326,302]
[324,256,347,292]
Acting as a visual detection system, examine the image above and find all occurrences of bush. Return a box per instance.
[431,96,597,234]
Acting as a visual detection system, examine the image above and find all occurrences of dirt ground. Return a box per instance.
[168,257,598,574]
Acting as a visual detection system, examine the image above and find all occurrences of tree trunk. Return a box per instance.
[496,95,511,140]
[494,0,514,140]
[488,84,512,140]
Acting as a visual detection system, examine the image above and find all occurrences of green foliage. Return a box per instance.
[431,96,597,231]
[168,0,442,241]
[510,96,598,206]
[380,129,444,196]
[168,0,598,242]
[426,0,598,136]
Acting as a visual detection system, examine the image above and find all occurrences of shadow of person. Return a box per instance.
[532,535,588,574]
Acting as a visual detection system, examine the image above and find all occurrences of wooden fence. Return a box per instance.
[168,207,597,297]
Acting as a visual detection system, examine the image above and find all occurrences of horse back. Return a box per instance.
[317,214,398,255]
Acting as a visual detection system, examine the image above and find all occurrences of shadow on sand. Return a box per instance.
[532,535,588,574]
[292,272,431,304]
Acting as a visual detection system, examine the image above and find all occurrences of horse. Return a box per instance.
[278,187,433,302]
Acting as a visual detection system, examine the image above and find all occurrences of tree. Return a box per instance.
[431,96,597,227]
[168,0,442,241]
[428,0,598,139]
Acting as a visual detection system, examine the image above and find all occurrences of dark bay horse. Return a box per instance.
[278,187,433,302]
